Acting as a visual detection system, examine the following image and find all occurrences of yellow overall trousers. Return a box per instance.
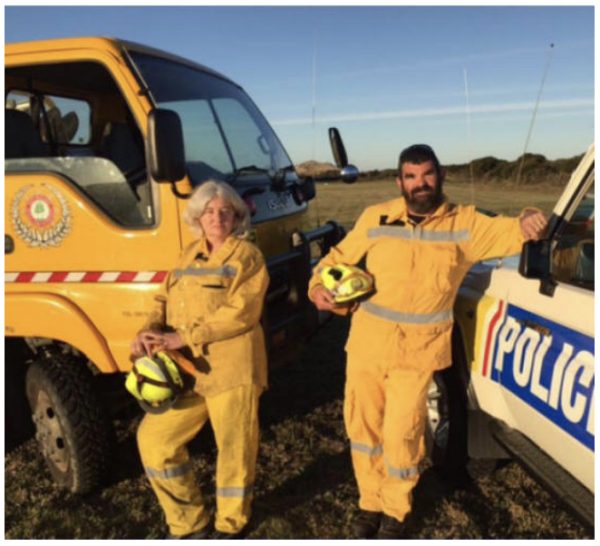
[137,384,261,537]
[344,319,435,522]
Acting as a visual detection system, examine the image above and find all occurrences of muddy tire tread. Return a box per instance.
[26,354,111,494]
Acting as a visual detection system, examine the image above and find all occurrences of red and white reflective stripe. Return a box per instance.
[5,271,168,283]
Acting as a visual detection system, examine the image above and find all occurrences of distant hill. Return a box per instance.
[295,160,340,180]
[296,152,585,185]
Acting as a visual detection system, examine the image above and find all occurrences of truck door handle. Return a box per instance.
[5,235,14,254]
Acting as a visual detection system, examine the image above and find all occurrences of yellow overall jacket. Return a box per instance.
[144,234,269,396]
[309,197,525,372]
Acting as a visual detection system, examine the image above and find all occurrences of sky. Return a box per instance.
[4,3,595,171]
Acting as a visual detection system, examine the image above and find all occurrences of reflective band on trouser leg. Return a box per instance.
[344,364,386,513]
[380,366,434,522]
[207,384,261,534]
[137,394,211,537]
[351,441,383,457]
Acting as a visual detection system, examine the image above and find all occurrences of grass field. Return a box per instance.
[307,177,563,230]
[4,180,590,539]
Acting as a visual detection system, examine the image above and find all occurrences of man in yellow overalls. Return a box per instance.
[309,144,547,539]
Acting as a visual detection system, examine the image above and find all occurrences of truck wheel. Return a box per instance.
[25,354,111,494]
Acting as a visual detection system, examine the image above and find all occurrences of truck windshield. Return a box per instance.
[129,51,293,187]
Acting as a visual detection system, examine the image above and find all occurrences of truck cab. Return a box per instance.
[5,37,345,492]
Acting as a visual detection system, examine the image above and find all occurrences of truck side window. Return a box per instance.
[5,62,154,227]
[551,181,594,290]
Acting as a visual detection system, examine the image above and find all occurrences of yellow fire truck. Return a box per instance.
[5,37,355,493]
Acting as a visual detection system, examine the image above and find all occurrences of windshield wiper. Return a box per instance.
[227,165,269,182]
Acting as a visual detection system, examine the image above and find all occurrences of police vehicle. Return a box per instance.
[428,144,594,527]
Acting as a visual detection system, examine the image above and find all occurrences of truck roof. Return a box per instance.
[5,36,237,87]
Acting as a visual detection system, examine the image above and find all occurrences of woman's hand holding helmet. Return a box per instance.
[131,330,185,357]
[158,332,185,351]
[131,330,164,357]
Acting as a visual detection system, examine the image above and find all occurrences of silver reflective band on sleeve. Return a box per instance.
[361,301,453,324]
[145,461,193,480]
[351,441,383,456]
[173,265,237,279]
[367,226,469,242]
[216,485,254,498]
[386,461,419,479]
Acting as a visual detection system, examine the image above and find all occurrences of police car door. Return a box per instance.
[494,154,594,493]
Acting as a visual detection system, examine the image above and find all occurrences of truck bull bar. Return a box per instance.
[263,221,345,355]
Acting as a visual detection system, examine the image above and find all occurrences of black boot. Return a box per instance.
[350,510,382,539]
[376,514,405,539]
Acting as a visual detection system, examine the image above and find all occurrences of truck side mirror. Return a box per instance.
[147,109,186,183]
[299,177,316,202]
[328,127,359,184]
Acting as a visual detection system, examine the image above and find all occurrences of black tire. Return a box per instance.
[25,353,112,494]
[427,328,471,487]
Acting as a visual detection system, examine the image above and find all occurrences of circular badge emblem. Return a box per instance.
[25,195,55,227]
[11,184,71,247]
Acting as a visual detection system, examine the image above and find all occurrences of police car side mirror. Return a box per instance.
[147,108,186,183]
[519,239,556,296]
[519,240,550,279]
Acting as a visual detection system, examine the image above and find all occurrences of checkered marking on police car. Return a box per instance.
[5,271,168,283]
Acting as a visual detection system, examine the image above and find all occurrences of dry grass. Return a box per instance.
[4,181,590,539]
[307,177,563,230]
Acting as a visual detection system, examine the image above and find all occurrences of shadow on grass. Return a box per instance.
[249,449,354,538]
[259,316,349,426]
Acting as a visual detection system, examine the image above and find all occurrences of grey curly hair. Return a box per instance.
[183,180,251,238]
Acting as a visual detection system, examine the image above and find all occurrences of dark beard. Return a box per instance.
[402,185,444,214]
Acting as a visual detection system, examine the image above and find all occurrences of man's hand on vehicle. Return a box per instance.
[520,209,548,241]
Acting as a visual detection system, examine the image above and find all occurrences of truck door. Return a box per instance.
[5,55,181,371]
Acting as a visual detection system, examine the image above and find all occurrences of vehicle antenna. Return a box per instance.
[463,67,475,204]
[516,43,555,185]
[312,27,321,226]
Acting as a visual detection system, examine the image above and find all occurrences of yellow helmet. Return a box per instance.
[125,351,185,414]
[320,264,374,303]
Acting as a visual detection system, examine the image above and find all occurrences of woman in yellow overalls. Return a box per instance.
[131,180,269,539]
